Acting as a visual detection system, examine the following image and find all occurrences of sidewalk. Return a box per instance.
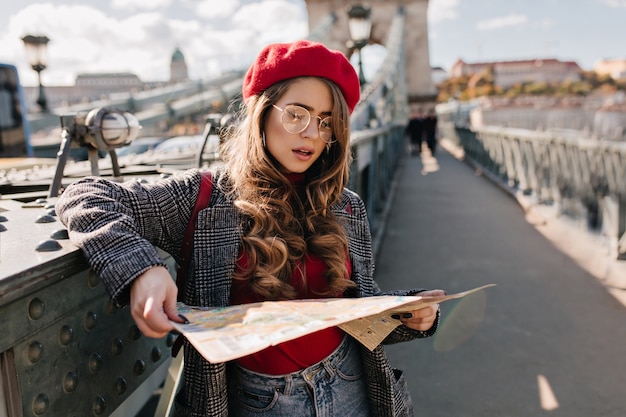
[374,140,626,416]
[438,138,626,305]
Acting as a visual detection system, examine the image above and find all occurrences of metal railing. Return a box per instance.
[439,119,626,260]
[347,6,409,253]
[349,124,406,253]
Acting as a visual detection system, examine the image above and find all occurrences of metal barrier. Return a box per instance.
[0,196,178,416]
[439,120,626,260]
[349,124,405,252]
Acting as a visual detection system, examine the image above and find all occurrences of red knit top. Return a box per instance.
[230,174,350,375]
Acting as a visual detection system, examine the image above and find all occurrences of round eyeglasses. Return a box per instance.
[272,104,335,144]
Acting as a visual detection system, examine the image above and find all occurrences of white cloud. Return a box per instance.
[195,0,241,19]
[596,0,626,8]
[428,0,460,22]
[231,1,307,60]
[535,18,557,30]
[477,14,528,31]
[111,0,173,11]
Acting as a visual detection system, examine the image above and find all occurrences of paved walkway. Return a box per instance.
[375,142,626,416]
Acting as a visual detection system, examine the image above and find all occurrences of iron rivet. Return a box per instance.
[84,311,97,331]
[50,229,69,240]
[166,332,177,347]
[115,377,128,395]
[151,347,162,362]
[129,325,142,340]
[88,353,103,374]
[36,239,62,252]
[92,395,106,415]
[32,393,49,415]
[111,338,124,356]
[59,325,74,345]
[35,214,56,224]
[63,371,79,392]
[133,359,146,375]
[28,341,43,363]
[87,272,100,288]
[105,300,117,316]
[29,298,45,320]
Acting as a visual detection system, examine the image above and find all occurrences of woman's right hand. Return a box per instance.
[130,266,183,338]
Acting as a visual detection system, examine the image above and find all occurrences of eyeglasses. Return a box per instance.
[272,104,335,144]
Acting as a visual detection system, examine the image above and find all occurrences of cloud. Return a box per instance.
[111,0,173,11]
[535,18,556,30]
[2,1,305,85]
[195,0,242,19]
[596,0,626,7]
[428,0,460,22]
[477,14,528,31]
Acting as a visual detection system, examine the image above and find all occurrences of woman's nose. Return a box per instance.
[301,118,321,139]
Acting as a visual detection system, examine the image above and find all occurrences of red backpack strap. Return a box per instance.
[172,171,213,357]
[176,171,213,299]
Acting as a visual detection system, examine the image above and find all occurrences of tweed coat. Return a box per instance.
[56,168,438,417]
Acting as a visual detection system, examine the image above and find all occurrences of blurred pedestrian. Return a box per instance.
[424,108,438,156]
[405,108,424,156]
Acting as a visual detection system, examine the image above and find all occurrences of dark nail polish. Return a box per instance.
[391,314,401,320]
[402,313,413,319]
[178,314,190,324]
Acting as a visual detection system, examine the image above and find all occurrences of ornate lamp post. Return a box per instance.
[346,4,372,87]
[21,34,50,112]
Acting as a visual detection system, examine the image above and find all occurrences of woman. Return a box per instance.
[57,40,443,417]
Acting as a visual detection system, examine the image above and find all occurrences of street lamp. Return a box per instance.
[49,108,141,197]
[21,34,50,112]
[346,4,372,87]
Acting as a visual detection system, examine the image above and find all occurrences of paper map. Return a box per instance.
[171,284,495,363]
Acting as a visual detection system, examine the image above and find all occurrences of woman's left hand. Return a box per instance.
[393,289,445,331]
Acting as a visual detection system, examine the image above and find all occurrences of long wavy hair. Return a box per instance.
[220,77,357,300]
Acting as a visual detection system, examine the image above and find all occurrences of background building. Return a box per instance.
[450,58,582,88]
[169,47,189,83]
[594,58,626,80]
[23,47,186,111]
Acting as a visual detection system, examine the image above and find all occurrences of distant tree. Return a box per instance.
[435,68,622,102]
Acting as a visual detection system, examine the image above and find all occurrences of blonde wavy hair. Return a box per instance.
[220,77,357,300]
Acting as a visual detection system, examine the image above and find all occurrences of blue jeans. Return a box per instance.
[228,336,370,416]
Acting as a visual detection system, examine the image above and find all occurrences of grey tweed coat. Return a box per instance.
[56,169,438,417]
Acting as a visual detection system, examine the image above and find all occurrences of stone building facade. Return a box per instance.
[450,58,582,88]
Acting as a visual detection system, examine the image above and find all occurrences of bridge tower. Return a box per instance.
[304,0,436,105]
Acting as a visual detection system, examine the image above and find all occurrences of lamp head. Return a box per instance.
[84,108,141,150]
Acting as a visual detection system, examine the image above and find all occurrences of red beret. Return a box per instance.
[242,40,360,113]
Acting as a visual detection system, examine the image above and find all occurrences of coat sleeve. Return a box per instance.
[55,169,203,306]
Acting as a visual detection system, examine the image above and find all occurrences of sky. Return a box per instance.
[1,0,625,87]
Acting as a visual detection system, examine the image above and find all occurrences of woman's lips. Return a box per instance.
[293,147,314,160]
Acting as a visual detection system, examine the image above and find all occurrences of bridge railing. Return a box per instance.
[346,6,408,255]
[349,124,406,255]
[438,117,626,260]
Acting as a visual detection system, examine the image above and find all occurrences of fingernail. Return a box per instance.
[402,313,413,319]
[178,314,190,324]
[391,314,401,320]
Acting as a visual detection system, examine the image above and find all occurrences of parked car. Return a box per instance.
[115,136,168,157]
[149,134,221,166]
[153,135,204,154]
